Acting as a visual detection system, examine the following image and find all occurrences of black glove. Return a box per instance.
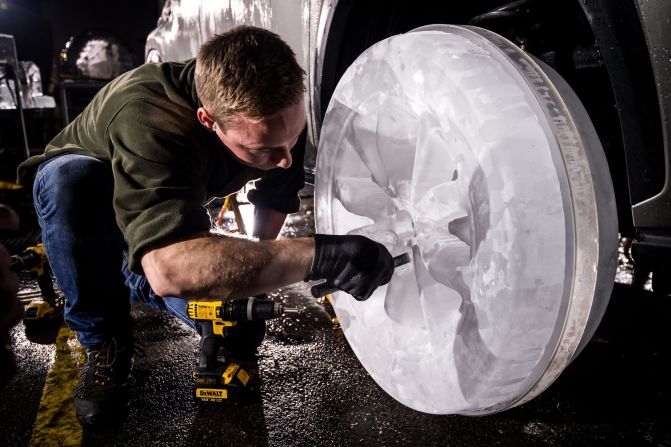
[305,234,394,301]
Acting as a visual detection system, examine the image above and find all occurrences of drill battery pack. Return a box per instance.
[23,297,64,323]
[193,361,251,404]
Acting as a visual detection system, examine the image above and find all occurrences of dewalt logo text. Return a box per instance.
[196,388,228,399]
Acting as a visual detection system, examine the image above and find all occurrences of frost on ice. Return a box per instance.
[315,26,574,414]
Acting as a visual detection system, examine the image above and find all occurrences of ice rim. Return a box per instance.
[315,24,618,415]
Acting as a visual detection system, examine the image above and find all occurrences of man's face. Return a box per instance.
[198,101,306,170]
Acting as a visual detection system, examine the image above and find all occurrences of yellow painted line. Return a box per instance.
[29,324,84,447]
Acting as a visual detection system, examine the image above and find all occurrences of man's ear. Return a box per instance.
[197,107,216,132]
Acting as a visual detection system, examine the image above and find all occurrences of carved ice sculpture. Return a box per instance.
[315,25,618,414]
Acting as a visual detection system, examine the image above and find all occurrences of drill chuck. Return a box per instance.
[221,296,285,321]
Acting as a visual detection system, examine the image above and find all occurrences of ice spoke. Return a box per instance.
[334,176,397,221]
[346,209,415,251]
[383,264,425,328]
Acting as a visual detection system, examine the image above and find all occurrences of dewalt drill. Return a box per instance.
[187,295,297,404]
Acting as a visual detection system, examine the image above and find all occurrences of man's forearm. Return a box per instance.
[141,233,315,300]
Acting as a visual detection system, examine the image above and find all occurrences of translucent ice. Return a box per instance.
[315,25,617,414]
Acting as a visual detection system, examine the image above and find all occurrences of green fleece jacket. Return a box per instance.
[18,59,305,273]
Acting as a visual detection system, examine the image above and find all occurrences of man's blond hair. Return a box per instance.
[195,26,306,128]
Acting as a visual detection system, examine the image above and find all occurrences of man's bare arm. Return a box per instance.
[141,234,314,300]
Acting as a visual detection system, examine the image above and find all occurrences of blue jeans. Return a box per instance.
[33,154,194,347]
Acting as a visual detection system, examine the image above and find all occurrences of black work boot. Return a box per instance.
[74,337,134,427]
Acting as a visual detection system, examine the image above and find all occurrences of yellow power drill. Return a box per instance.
[10,243,63,324]
[187,295,298,404]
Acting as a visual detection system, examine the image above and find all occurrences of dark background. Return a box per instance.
[0,0,163,179]
[0,0,162,91]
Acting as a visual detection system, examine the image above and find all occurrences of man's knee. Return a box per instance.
[34,154,113,216]
[36,154,111,194]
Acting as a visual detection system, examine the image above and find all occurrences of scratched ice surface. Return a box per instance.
[315,28,570,413]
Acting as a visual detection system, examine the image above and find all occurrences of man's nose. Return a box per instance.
[272,146,292,169]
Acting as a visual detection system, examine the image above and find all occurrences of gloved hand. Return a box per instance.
[305,233,394,301]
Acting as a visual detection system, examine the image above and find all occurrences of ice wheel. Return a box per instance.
[315,25,618,414]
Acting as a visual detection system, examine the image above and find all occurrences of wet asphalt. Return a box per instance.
[1,197,670,447]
